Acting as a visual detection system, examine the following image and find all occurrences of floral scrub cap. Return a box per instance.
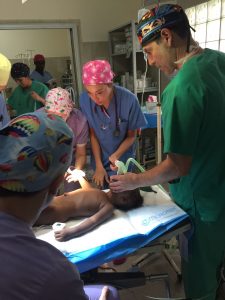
[82,60,115,85]
[0,110,73,193]
[45,87,74,121]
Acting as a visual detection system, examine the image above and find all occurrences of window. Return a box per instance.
[185,0,225,52]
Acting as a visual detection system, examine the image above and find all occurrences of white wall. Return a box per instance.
[0,29,71,59]
[0,0,142,42]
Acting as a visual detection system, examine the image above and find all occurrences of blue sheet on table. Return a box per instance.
[35,186,190,273]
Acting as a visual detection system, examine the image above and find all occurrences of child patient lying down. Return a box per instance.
[35,176,143,242]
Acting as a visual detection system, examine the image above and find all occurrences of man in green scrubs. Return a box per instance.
[7,62,48,118]
[110,4,225,299]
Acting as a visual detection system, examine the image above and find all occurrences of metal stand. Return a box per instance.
[81,220,191,298]
[163,249,182,281]
[131,240,182,281]
[81,268,171,298]
[130,221,191,282]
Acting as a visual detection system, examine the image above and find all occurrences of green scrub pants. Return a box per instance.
[181,212,225,300]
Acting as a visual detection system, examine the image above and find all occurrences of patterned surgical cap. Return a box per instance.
[82,60,115,85]
[0,111,73,192]
[45,87,74,121]
[137,4,185,46]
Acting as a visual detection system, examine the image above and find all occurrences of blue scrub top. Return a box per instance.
[30,70,53,84]
[80,85,146,175]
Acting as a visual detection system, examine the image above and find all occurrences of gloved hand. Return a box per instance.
[66,167,85,183]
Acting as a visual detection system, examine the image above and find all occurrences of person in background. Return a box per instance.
[30,54,56,88]
[44,87,89,192]
[0,53,11,128]
[0,110,120,300]
[110,4,225,300]
[80,60,146,189]
[7,62,49,118]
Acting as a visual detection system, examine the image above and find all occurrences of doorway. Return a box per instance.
[0,21,82,103]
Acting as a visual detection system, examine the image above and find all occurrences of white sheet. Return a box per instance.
[33,185,187,255]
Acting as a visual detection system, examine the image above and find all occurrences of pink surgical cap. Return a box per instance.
[82,60,115,86]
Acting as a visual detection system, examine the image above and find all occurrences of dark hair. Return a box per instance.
[168,10,191,46]
[156,10,192,51]
[11,63,30,79]
[111,188,143,211]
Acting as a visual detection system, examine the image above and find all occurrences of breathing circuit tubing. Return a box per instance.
[115,158,166,193]
[115,158,145,175]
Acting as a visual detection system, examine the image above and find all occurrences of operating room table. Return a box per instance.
[34,185,191,293]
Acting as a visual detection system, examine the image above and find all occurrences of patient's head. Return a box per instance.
[110,189,143,211]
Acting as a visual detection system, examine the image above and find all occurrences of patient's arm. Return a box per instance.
[78,176,93,190]
[66,172,92,190]
[54,200,114,242]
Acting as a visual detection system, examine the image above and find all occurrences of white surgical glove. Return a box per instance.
[66,167,85,182]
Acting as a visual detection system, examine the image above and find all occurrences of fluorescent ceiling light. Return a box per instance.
[22,0,29,4]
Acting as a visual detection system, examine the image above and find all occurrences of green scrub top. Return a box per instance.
[161,48,225,221]
[7,81,49,117]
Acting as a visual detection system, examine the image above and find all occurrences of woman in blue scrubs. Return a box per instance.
[80,60,146,188]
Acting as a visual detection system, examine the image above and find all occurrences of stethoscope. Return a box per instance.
[92,88,121,137]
